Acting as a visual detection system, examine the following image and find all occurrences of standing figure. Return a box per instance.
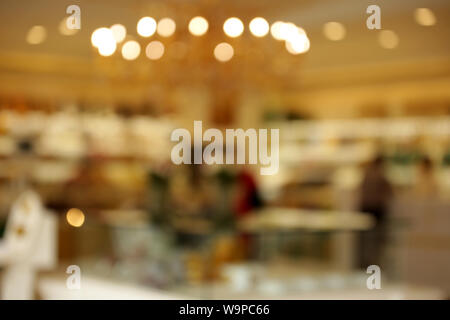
[358,155,393,268]
[0,191,57,299]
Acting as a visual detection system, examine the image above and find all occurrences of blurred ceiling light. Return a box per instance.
[285,32,310,55]
[214,42,234,62]
[66,208,85,227]
[137,17,157,37]
[414,8,436,26]
[189,16,209,36]
[121,40,141,60]
[223,17,244,38]
[91,28,117,56]
[323,22,346,41]
[270,21,299,41]
[110,24,127,43]
[26,25,47,44]
[249,17,269,37]
[157,18,176,37]
[59,18,78,36]
[98,41,117,56]
[270,21,285,40]
[96,28,116,56]
[91,27,110,47]
[378,30,399,49]
[146,40,165,60]
[281,22,301,42]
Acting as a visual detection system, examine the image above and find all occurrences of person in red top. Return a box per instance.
[233,169,263,258]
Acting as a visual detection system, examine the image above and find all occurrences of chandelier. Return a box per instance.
[88,3,311,123]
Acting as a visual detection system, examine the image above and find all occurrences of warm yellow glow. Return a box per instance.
[110,24,127,43]
[414,8,436,26]
[91,27,109,47]
[270,21,299,41]
[98,42,117,56]
[378,30,399,49]
[214,42,234,62]
[121,40,141,60]
[59,18,78,36]
[189,16,209,36]
[92,28,116,56]
[66,208,85,227]
[26,25,47,44]
[169,41,188,59]
[249,17,269,37]
[146,41,165,60]
[323,22,346,41]
[223,17,244,38]
[157,18,176,37]
[285,32,310,55]
[282,23,301,42]
[137,17,157,37]
[270,21,285,40]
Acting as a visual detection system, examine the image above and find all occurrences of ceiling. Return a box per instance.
[0,0,449,110]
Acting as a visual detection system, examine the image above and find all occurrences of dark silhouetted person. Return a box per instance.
[358,155,393,268]
[414,156,438,197]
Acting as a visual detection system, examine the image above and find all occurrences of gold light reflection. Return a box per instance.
[91,27,109,47]
[270,21,285,40]
[157,18,176,37]
[223,17,244,38]
[271,22,299,41]
[110,24,127,43]
[414,8,436,26]
[281,22,300,42]
[137,17,157,37]
[66,208,85,227]
[92,28,116,56]
[146,41,165,60]
[26,25,47,44]
[285,32,310,55]
[121,40,141,60]
[378,30,399,49]
[249,17,269,37]
[214,42,234,62]
[323,22,346,41]
[189,16,209,36]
